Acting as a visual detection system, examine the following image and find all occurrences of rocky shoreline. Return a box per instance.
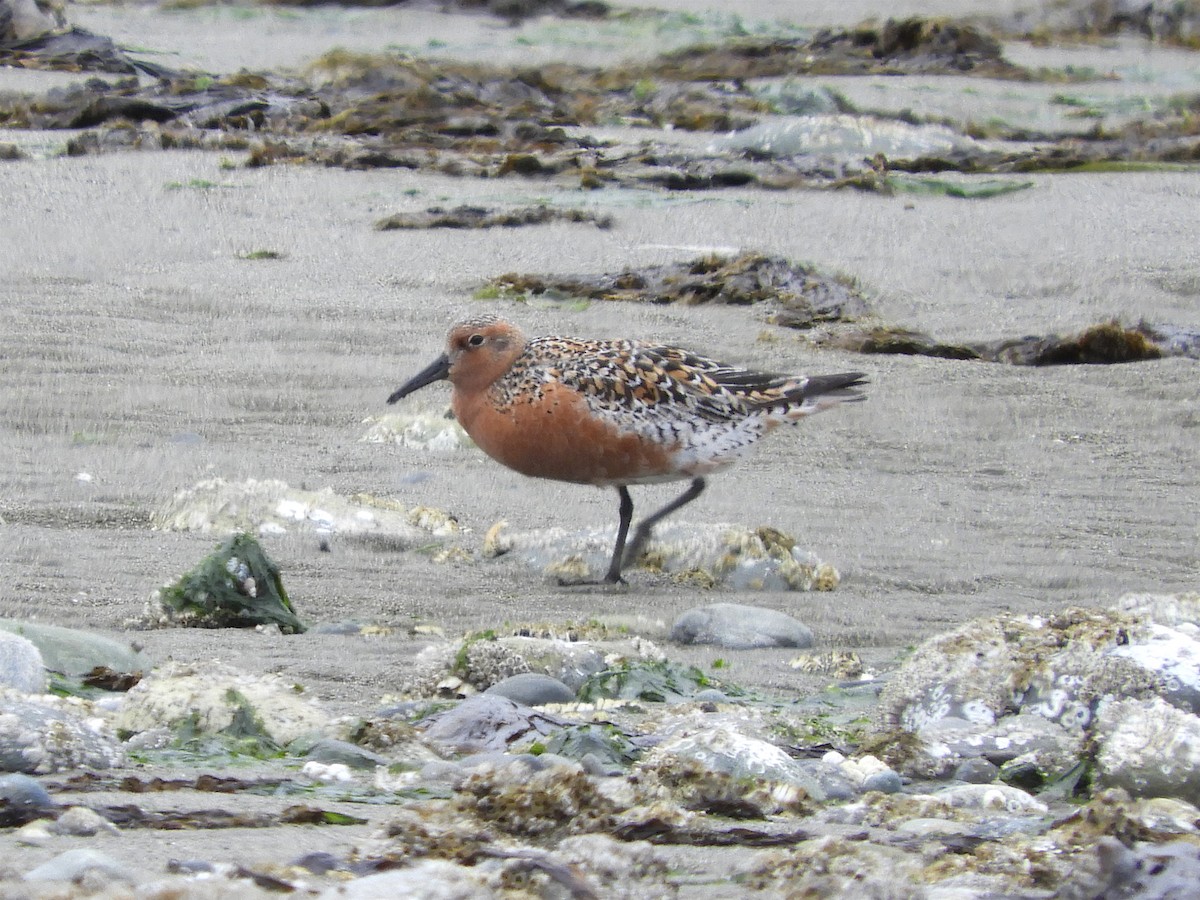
[3,582,1200,896]
[2,0,1199,896]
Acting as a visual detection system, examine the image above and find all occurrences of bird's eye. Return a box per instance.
[467,334,485,348]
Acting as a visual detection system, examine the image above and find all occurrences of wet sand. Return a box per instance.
[1,0,1198,887]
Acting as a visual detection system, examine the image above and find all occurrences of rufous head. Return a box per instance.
[387,315,527,405]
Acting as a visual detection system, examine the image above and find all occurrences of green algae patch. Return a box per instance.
[155,533,305,633]
[170,688,286,759]
[579,659,743,703]
[886,175,1035,199]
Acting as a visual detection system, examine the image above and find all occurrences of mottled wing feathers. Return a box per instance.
[505,336,863,429]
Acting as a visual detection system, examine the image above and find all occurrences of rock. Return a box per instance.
[152,476,450,545]
[296,737,389,770]
[23,848,137,883]
[150,532,304,633]
[955,757,1000,784]
[492,637,607,692]
[510,521,838,590]
[301,761,354,784]
[713,113,978,162]
[113,660,329,748]
[873,597,1200,800]
[640,725,831,805]
[878,616,1033,731]
[13,818,53,846]
[832,754,903,795]
[861,770,903,794]
[0,619,143,679]
[555,834,669,895]
[909,712,1082,780]
[1094,696,1200,805]
[50,806,120,836]
[542,724,637,773]
[0,631,45,694]
[395,633,616,698]
[1087,837,1200,900]
[454,756,619,838]
[932,783,1048,815]
[318,856,495,899]
[1117,591,1200,628]
[0,772,55,826]
[670,603,814,649]
[484,673,575,706]
[1,0,64,41]
[0,691,124,774]
[419,694,569,754]
[874,607,1155,754]
[1133,797,1200,836]
[429,637,531,695]
[1110,623,1200,714]
[361,411,472,452]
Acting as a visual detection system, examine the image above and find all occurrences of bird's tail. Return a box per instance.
[761,372,868,419]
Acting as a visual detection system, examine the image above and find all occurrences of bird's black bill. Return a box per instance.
[387,353,451,404]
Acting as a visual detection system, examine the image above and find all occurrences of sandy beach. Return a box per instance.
[1,0,1198,894]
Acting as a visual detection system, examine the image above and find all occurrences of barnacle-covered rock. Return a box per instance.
[637,725,831,809]
[1094,697,1200,804]
[453,757,618,838]
[0,691,124,774]
[511,522,839,590]
[153,477,450,545]
[113,660,328,748]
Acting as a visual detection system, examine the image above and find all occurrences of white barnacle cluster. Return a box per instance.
[874,594,1200,805]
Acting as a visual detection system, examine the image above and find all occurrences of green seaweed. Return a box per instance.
[579,658,743,703]
[887,176,1035,199]
[1061,160,1197,174]
[164,178,228,190]
[158,533,305,633]
[542,723,639,768]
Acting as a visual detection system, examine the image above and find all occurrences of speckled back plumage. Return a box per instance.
[477,319,864,479]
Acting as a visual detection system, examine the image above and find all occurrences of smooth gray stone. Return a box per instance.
[484,672,575,706]
[670,603,814,649]
[24,849,137,883]
[0,619,144,678]
[299,737,389,769]
[0,772,55,816]
[0,632,45,694]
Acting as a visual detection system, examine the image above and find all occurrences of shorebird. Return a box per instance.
[388,315,866,584]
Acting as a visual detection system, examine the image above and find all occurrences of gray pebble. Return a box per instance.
[484,672,575,706]
[670,603,814,649]
[955,757,1000,784]
[0,632,46,694]
[861,770,903,794]
[0,772,55,818]
[23,848,137,883]
[0,619,143,679]
[298,737,389,770]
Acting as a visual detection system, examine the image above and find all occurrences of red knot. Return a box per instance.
[389,315,866,584]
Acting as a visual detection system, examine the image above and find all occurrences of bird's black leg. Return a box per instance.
[621,477,706,571]
[602,486,635,584]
